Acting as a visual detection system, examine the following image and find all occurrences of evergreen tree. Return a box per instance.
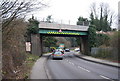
[89,3,113,32]
[90,12,94,25]
[46,15,52,23]
[27,15,39,34]
[77,16,89,26]
[88,25,97,50]
[43,36,58,47]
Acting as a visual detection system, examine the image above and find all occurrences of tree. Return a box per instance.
[75,37,81,47]
[96,34,110,47]
[27,15,39,34]
[43,36,58,47]
[2,18,27,79]
[89,2,113,32]
[46,15,52,23]
[90,12,94,25]
[65,37,77,47]
[90,2,98,19]
[88,25,97,50]
[2,0,47,31]
[77,16,89,26]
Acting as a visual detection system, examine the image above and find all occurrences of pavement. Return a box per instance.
[30,53,51,79]
[74,51,120,68]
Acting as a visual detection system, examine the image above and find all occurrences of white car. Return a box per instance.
[51,51,64,60]
[58,49,64,54]
[74,48,80,52]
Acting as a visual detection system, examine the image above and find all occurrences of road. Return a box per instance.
[46,51,119,80]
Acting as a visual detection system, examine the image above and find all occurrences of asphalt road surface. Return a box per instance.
[46,51,119,80]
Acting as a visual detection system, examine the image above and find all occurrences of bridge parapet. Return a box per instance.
[39,22,89,31]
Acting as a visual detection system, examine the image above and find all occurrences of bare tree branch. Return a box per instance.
[2,0,18,15]
[1,0,48,29]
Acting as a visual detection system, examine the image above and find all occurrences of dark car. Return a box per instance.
[65,49,70,52]
[51,51,64,60]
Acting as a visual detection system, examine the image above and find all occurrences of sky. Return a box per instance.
[26,0,120,28]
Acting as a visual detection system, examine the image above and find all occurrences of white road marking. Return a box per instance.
[100,75,111,80]
[68,61,74,66]
[84,69,90,72]
[69,62,71,64]
[65,59,68,62]
[78,66,91,72]
[71,63,74,65]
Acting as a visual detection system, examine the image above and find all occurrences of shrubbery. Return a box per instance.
[88,25,97,50]
[92,48,112,58]
[96,33,110,47]
[2,19,27,79]
[91,31,119,61]
[110,31,120,61]
[27,17,39,34]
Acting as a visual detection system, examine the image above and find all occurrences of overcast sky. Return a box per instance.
[27,0,119,28]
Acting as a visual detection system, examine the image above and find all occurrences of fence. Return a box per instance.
[91,47,118,60]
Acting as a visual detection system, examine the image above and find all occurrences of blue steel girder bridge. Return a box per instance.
[31,22,89,56]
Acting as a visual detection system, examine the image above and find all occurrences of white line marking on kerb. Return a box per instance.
[100,75,110,80]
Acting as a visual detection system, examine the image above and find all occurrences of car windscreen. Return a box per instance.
[66,49,69,50]
[54,51,62,55]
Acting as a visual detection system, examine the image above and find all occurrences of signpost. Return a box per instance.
[59,44,64,49]
[26,42,31,52]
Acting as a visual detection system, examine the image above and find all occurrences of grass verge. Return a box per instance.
[23,53,39,79]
